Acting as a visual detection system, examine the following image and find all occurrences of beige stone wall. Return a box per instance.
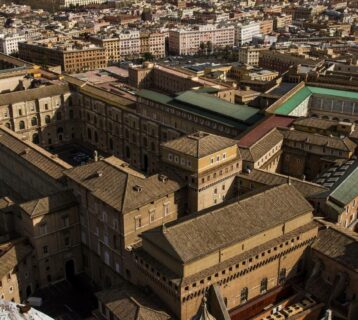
[136,223,317,319]
[15,204,82,288]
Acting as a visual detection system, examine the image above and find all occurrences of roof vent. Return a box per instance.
[159,174,168,182]
[20,148,30,156]
[121,162,129,168]
[133,185,143,192]
[96,170,103,177]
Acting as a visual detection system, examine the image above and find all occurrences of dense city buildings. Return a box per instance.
[0,1,357,320]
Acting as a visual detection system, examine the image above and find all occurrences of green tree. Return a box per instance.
[143,52,154,61]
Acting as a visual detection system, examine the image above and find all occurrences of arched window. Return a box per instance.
[87,128,92,140]
[260,278,268,294]
[19,120,25,130]
[94,131,98,143]
[45,115,51,124]
[31,117,37,126]
[240,287,248,304]
[56,112,62,121]
[5,122,10,129]
[32,133,39,144]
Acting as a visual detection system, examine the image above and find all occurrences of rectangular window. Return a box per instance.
[135,216,142,229]
[113,219,118,230]
[104,251,110,266]
[149,209,155,223]
[62,215,69,227]
[39,223,47,235]
[43,246,48,254]
[81,231,86,244]
[164,203,170,216]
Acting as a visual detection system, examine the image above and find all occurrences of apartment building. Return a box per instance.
[168,25,235,56]
[236,22,261,46]
[18,40,107,73]
[90,31,166,62]
[274,14,293,30]
[118,30,141,59]
[260,19,273,35]
[0,34,26,55]
[140,32,166,58]
[90,36,120,63]
[259,50,323,74]
[238,46,268,66]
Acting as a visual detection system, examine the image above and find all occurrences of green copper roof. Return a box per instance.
[330,165,358,206]
[273,85,358,116]
[174,91,261,124]
[274,86,312,116]
[137,89,262,129]
[137,89,172,105]
[308,86,358,100]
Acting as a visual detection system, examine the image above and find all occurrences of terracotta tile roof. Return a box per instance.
[312,221,358,272]
[96,285,172,320]
[142,184,313,263]
[241,128,283,162]
[0,126,72,181]
[0,239,32,279]
[136,222,317,285]
[279,128,357,152]
[161,131,238,158]
[237,169,328,198]
[0,84,69,106]
[293,117,338,131]
[238,115,294,148]
[64,157,183,213]
[19,190,77,218]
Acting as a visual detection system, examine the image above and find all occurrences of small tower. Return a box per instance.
[160,131,242,213]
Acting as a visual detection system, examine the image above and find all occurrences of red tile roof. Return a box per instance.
[238,115,295,147]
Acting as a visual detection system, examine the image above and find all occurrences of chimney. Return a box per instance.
[133,185,143,192]
[94,150,99,162]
